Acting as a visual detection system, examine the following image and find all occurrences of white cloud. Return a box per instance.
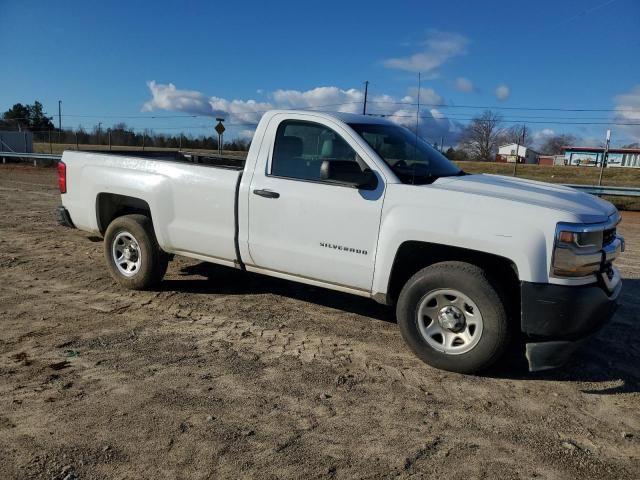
[383,31,468,73]
[533,128,555,140]
[406,87,443,106]
[540,128,555,135]
[142,81,461,143]
[530,128,555,149]
[495,84,510,101]
[613,84,640,143]
[238,129,256,139]
[272,86,363,112]
[453,77,474,93]
[430,108,446,120]
[142,81,214,116]
[208,97,273,124]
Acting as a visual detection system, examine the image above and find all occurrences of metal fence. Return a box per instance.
[0,151,61,166]
[563,184,640,197]
[1,151,640,198]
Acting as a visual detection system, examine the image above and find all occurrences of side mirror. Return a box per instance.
[320,160,378,190]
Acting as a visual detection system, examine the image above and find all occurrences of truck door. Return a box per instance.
[246,118,385,292]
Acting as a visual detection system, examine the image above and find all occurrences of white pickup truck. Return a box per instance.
[56,110,625,373]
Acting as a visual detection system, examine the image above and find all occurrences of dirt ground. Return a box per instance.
[0,165,638,480]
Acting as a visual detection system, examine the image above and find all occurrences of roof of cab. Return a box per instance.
[264,109,394,125]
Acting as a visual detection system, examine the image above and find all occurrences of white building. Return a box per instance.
[497,143,538,164]
[563,146,640,168]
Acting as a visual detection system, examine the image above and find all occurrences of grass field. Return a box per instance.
[454,161,640,211]
[31,143,640,210]
[454,161,640,187]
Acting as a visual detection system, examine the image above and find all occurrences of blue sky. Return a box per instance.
[1,0,639,146]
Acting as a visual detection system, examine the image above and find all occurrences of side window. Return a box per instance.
[271,120,361,182]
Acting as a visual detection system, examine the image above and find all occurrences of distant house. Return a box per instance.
[497,143,539,164]
[563,146,640,168]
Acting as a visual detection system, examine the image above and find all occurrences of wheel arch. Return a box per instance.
[96,193,152,235]
[383,241,520,310]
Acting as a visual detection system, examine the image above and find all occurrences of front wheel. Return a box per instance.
[104,214,168,290]
[396,261,511,374]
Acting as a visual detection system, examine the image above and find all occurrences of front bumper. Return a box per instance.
[56,206,75,228]
[521,270,621,371]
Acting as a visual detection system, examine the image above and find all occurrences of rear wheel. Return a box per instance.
[104,214,168,290]
[396,261,511,374]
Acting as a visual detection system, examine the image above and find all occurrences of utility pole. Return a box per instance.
[598,129,611,186]
[362,80,369,115]
[58,100,62,144]
[512,125,526,177]
[97,122,102,146]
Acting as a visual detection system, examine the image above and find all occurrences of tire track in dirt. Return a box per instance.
[2,249,635,478]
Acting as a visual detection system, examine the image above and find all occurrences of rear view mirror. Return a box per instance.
[320,160,378,190]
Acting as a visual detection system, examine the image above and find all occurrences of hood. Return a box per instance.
[433,174,617,224]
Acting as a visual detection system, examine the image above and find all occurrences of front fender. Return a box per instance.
[371,191,551,297]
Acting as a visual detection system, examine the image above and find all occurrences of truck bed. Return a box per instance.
[61,149,243,265]
[78,149,246,170]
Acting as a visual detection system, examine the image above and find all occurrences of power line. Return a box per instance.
[368,100,638,113]
[16,112,640,130]
[0,101,363,124]
[25,122,260,133]
[6,99,638,122]
[18,115,640,134]
[57,101,364,119]
[409,111,634,122]
[371,112,640,126]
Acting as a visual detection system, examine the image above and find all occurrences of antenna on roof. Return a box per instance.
[415,72,421,146]
[411,72,421,185]
[363,80,369,115]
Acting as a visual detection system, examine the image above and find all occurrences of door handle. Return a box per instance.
[253,189,280,199]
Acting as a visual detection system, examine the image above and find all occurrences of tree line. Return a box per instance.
[443,110,584,162]
[0,101,250,152]
[3,101,636,159]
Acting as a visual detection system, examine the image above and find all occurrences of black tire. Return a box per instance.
[396,261,511,374]
[104,214,168,290]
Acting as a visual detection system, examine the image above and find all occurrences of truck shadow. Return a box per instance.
[161,262,639,393]
[159,261,395,323]
[488,278,640,394]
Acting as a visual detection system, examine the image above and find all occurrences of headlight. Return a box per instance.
[557,230,603,250]
[552,225,605,277]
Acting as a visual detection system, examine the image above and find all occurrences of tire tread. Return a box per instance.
[396,261,511,374]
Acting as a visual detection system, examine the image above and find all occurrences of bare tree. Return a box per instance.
[539,134,578,155]
[459,110,504,161]
[497,124,532,148]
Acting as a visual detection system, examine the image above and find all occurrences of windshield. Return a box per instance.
[348,123,462,185]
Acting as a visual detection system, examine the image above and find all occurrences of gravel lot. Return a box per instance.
[0,165,638,479]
